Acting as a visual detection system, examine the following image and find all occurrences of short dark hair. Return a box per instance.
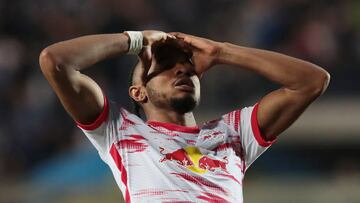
[128,61,142,118]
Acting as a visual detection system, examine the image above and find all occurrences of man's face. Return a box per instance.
[132,44,201,114]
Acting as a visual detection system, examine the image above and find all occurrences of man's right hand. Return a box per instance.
[139,30,175,60]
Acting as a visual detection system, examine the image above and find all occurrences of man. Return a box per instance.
[39,30,330,202]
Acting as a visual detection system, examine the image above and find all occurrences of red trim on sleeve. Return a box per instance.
[147,121,200,134]
[250,103,276,147]
[76,95,109,131]
[110,144,131,203]
[234,110,240,132]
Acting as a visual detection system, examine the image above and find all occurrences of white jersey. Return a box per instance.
[76,96,275,203]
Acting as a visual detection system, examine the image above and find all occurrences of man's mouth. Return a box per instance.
[174,77,195,92]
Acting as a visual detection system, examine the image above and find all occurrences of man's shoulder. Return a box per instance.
[108,100,145,124]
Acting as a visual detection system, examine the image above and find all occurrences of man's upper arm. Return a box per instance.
[257,87,322,141]
[39,49,104,125]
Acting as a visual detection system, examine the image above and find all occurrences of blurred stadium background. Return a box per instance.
[0,0,359,202]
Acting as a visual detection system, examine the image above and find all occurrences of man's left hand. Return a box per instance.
[170,32,221,76]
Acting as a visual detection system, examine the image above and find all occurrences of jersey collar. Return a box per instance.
[147,121,200,134]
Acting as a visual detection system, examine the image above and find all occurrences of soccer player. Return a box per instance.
[39,30,330,202]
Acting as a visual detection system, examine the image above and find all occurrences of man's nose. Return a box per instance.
[175,65,193,77]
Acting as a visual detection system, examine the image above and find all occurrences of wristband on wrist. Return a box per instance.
[124,31,143,55]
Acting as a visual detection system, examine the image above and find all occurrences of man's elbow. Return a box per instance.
[39,47,66,77]
[319,70,331,94]
[39,48,55,73]
[307,69,331,98]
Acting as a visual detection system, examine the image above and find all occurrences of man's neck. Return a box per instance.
[145,107,197,127]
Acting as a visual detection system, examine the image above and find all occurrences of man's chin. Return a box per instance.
[170,94,198,114]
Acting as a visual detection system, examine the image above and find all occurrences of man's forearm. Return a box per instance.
[216,43,330,94]
[41,33,130,71]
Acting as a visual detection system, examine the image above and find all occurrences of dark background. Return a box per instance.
[0,0,359,202]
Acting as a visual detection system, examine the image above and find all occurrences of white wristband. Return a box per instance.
[124,31,143,55]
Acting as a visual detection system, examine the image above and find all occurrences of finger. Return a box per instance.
[173,34,195,46]
[164,36,178,44]
[157,32,168,43]
[139,45,152,61]
[145,46,152,61]
[176,40,194,55]
[147,32,167,45]
[166,33,176,39]
[175,38,192,49]
[168,32,186,39]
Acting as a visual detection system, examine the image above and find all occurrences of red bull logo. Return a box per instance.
[159,146,228,174]
[159,147,194,167]
[198,156,228,172]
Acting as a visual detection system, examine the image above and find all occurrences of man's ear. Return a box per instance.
[129,85,147,103]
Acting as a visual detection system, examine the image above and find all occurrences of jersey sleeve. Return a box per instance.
[75,95,120,161]
[222,103,276,171]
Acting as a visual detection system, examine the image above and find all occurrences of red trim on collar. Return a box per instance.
[147,121,200,134]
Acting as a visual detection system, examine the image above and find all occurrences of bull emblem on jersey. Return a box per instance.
[159,146,228,174]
